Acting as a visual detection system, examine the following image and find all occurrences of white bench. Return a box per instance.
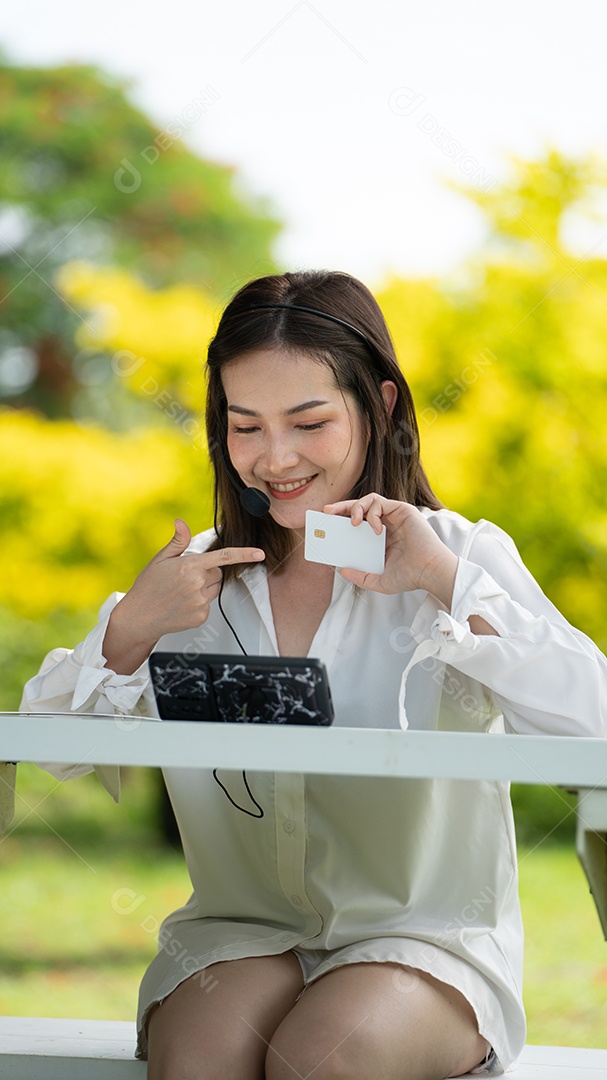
[2,716,606,1075]
[1,1018,606,1079]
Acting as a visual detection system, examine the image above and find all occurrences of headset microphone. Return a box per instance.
[238,484,271,518]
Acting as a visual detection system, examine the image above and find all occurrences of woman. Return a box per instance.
[22,270,607,1080]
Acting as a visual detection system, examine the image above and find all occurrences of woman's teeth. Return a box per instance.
[269,477,314,492]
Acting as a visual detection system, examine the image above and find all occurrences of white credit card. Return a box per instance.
[304,510,386,575]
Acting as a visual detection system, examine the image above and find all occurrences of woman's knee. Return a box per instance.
[147,954,304,1080]
[266,1020,377,1080]
[267,1033,481,1080]
[265,961,487,1080]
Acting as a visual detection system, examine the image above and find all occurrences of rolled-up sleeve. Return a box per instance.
[20,593,152,800]
[400,521,607,738]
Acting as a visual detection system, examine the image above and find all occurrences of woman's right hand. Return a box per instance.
[102,519,265,674]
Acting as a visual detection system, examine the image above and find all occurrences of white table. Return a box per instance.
[3,714,607,936]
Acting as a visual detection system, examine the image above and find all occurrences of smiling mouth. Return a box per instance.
[266,475,316,493]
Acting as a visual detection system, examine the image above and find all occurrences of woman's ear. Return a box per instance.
[381,380,398,416]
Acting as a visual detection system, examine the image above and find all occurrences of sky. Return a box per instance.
[2,0,607,287]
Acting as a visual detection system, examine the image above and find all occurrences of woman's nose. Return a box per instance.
[261,434,300,474]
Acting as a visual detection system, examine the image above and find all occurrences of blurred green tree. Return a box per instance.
[0,57,280,416]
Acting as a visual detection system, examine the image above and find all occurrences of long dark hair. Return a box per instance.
[206,270,441,578]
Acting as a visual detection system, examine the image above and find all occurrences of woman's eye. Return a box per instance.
[231,421,327,434]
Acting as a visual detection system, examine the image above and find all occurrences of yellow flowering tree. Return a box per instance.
[378,149,607,649]
[57,262,218,415]
[0,407,214,708]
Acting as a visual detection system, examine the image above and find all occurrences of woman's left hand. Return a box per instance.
[323,494,459,607]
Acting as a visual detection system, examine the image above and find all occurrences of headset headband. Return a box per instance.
[243,302,375,351]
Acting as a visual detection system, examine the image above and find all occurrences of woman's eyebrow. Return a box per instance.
[227,399,330,417]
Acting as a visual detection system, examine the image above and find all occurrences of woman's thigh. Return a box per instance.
[266,962,489,1080]
[146,952,304,1080]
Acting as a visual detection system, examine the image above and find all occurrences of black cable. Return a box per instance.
[216,571,248,657]
[212,767,264,819]
[211,474,265,819]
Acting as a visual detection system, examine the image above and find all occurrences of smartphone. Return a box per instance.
[149,653,334,726]
[304,510,386,575]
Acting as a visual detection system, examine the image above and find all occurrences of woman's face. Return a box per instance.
[222,348,369,532]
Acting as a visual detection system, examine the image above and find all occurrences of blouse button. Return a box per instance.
[283,819,296,833]
[290,894,303,906]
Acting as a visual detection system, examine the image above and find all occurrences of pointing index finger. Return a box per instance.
[214,547,265,566]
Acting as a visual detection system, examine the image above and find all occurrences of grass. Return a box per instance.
[0,765,605,1049]
[0,840,190,1018]
[517,844,607,1047]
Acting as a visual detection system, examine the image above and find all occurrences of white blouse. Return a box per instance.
[20,509,607,1073]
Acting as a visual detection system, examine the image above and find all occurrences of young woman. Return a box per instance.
[22,270,607,1080]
